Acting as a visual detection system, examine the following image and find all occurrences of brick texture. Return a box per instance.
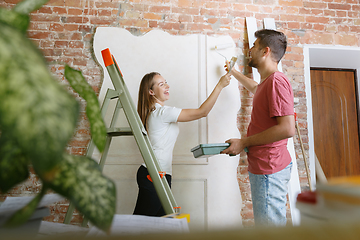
[1,0,360,228]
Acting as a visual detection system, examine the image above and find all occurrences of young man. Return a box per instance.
[221,29,295,226]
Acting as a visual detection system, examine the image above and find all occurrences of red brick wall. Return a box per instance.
[1,0,359,227]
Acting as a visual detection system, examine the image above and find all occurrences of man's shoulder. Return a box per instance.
[273,71,289,80]
[271,72,291,86]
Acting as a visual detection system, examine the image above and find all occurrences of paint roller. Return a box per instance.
[214,43,237,73]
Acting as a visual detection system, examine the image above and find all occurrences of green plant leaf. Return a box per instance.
[0,22,79,176]
[49,154,116,231]
[4,186,47,227]
[64,65,107,153]
[0,8,29,33]
[0,136,29,193]
[13,0,51,15]
[0,1,116,231]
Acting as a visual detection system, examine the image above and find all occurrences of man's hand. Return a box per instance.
[224,62,235,75]
[221,138,246,156]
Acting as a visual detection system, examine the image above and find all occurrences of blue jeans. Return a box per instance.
[248,162,292,226]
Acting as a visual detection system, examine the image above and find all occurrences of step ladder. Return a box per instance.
[64,48,180,226]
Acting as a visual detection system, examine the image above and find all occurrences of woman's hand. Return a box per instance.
[218,73,231,89]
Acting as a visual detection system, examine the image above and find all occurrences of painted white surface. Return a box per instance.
[287,137,301,225]
[304,45,360,190]
[93,28,242,231]
[245,17,260,83]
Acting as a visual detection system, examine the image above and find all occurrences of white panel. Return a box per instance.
[206,35,240,142]
[172,179,207,231]
[206,35,242,230]
[287,137,301,225]
[173,162,242,231]
[245,17,260,83]
[113,179,138,214]
[309,47,360,69]
[198,34,208,145]
[246,17,257,48]
[206,157,243,229]
[102,165,139,214]
[263,18,276,30]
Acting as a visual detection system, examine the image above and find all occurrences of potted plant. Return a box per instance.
[0,0,115,233]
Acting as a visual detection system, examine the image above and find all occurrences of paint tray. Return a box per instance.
[191,143,230,158]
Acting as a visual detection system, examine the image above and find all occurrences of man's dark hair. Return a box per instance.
[255,29,287,63]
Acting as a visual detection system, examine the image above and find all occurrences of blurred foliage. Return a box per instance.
[0,0,115,232]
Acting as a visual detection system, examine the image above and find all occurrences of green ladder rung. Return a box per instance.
[107,127,133,136]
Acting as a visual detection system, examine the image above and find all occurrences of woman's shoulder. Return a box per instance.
[152,104,182,122]
[153,103,170,113]
[154,103,180,112]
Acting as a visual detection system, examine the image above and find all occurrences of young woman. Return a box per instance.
[133,72,231,216]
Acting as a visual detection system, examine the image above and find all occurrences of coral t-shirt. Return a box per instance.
[247,72,294,174]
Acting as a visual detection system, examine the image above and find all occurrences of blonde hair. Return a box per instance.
[137,72,160,130]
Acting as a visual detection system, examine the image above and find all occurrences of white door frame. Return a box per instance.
[304,45,360,187]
